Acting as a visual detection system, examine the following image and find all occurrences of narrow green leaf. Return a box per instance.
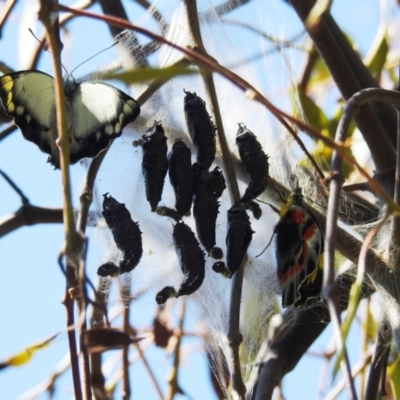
[104,65,198,85]
[296,86,329,131]
[388,356,400,398]
[366,36,389,78]
[332,281,362,377]
[0,333,59,370]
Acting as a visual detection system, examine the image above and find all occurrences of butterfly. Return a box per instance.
[0,71,140,168]
[270,185,324,307]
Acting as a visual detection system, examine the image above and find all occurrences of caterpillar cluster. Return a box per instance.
[100,93,274,305]
[153,92,225,303]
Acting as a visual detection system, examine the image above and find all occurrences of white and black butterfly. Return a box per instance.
[0,71,140,168]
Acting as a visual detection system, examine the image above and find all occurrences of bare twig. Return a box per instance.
[0,205,63,237]
[38,2,87,399]
[28,0,96,70]
[202,0,252,19]
[184,0,245,397]
[0,169,30,204]
[97,0,132,39]
[128,326,164,400]
[331,88,400,208]
[288,0,398,150]
[337,214,390,375]
[298,43,318,92]
[322,79,400,400]
[0,124,15,142]
[120,277,132,400]
[57,3,391,191]
[365,319,391,400]
[0,0,17,38]
[61,272,83,400]
[252,271,375,399]
[167,301,186,400]
[324,346,374,400]
[389,102,400,264]
[323,88,358,400]
[342,182,373,193]
[134,0,167,29]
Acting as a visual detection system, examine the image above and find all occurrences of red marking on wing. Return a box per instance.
[303,222,317,241]
[281,243,309,285]
[293,209,306,225]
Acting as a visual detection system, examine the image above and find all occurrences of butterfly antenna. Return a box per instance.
[28,28,49,51]
[255,198,280,213]
[28,29,69,75]
[70,42,119,75]
[256,231,275,257]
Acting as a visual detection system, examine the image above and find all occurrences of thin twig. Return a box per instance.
[389,102,400,264]
[252,271,375,400]
[28,0,96,70]
[221,19,309,54]
[184,0,245,397]
[57,3,394,192]
[120,276,132,400]
[289,0,398,149]
[320,78,392,400]
[336,214,390,375]
[365,319,391,400]
[134,0,167,28]
[359,300,370,400]
[0,124,16,142]
[0,205,63,237]
[38,1,86,399]
[97,0,132,39]
[0,169,30,204]
[128,326,164,400]
[167,300,186,400]
[61,268,83,400]
[324,346,374,400]
[202,0,251,19]
[342,182,372,193]
[0,0,17,37]
[298,43,318,92]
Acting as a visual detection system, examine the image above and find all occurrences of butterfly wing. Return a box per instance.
[0,72,141,168]
[276,204,323,307]
[0,71,55,129]
[0,71,59,158]
[70,82,140,144]
[296,207,324,304]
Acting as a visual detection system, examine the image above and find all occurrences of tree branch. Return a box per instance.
[288,0,398,154]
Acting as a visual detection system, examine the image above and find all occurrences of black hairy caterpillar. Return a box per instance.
[213,203,253,278]
[168,139,194,217]
[193,165,226,259]
[236,124,269,216]
[97,194,143,277]
[142,121,169,211]
[156,221,206,304]
[184,90,216,170]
